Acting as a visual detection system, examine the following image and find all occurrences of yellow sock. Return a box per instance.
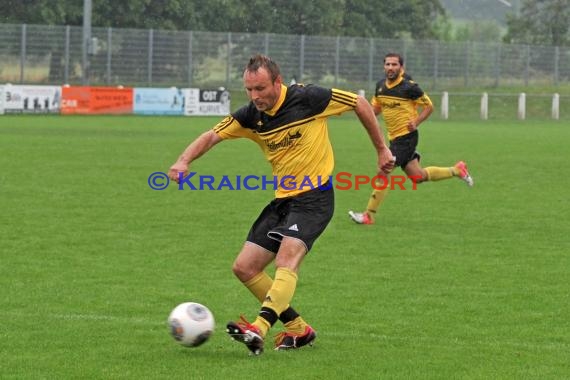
[263,268,297,315]
[425,166,455,181]
[244,271,294,315]
[284,317,308,334]
[253,316,271,337]
[253,267,298,335]
[244,272,273,303]
[366,186,389,221]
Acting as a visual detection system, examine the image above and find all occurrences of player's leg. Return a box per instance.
[403,158,427,183]
[348,174,390,224]
[271,237,316,350]
[259,185,333,350]
[227,198,317,354]
[349,132,415,224]
[227,243,272,355]
[242,263,313,349]
[232,243,275,283]
[251,237,306,337]
[230,238,316,353]
[411,159,473,186]
[233,243,306,330]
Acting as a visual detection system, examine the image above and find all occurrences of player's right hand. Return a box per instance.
[378,149,395,175]
[168,162,189,183]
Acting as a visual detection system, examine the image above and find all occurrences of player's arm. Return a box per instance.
[408,92,433,132]
[168,129,222,182]
[408,103,433,132]
[370,80,384,116]
[370,92,383,116]
[371,101,382,116]
[354,95,394,174]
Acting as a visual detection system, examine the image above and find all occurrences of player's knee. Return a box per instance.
[406,169,427,184]
[232,260,251,281]
[413,175,427,184]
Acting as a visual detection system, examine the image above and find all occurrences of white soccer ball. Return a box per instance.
[167,302,215,347]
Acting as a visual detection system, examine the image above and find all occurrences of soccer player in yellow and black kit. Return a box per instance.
[168,54,394,355]
[349,52,473,225]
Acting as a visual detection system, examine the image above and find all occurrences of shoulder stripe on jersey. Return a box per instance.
[213,116,235,133]
[331,91,357,107]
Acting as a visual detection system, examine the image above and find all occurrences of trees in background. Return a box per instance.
[0,0,444,39]
[0,0,82,25]
[504,0,569,46]
[0,0,567,46]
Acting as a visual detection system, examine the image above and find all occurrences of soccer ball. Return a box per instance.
[167,302,215,347]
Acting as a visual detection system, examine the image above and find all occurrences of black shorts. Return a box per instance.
[246,185,334,253]
[390,130,421,169]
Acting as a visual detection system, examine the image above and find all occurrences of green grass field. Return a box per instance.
[1,115,569,379]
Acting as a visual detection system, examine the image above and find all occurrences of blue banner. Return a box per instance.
[133,88,185,115]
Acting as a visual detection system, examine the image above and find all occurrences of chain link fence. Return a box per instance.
[1,23,569,94]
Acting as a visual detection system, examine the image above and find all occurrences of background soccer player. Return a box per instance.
[168,54,394,354]
[349,52,473,225]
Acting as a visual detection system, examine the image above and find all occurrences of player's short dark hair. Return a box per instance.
[245,54,281,82]
[384,53,404,66]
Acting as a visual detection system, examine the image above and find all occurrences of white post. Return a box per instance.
[552,93,560,120]
[441,91,449,120]
[517,92,526,120]
[0,85,5,115]
[480,92,488,120]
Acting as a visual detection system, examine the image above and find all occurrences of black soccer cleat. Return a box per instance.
[274,325,316,350]
[226,316,264,355]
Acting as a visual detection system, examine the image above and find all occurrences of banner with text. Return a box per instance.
[183,88,230,116]
[2,85,61,113]
[61,86,133,114]
[0,85,230,116]
[133,88,185,115]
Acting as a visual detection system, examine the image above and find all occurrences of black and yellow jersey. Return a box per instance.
[213,84,357,198]
[370,74,432,141]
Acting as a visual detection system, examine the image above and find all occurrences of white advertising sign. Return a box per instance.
[183,88,230,116]
[3,85,61,113]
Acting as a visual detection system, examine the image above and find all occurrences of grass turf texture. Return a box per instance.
[1,115,569,379]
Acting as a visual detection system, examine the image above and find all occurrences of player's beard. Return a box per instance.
[386,69,400,81]
[253,93,278,112]
[253,101,270,111]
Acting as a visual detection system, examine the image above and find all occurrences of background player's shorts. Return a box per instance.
[390,130,421,169]
[246,185,334,253]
